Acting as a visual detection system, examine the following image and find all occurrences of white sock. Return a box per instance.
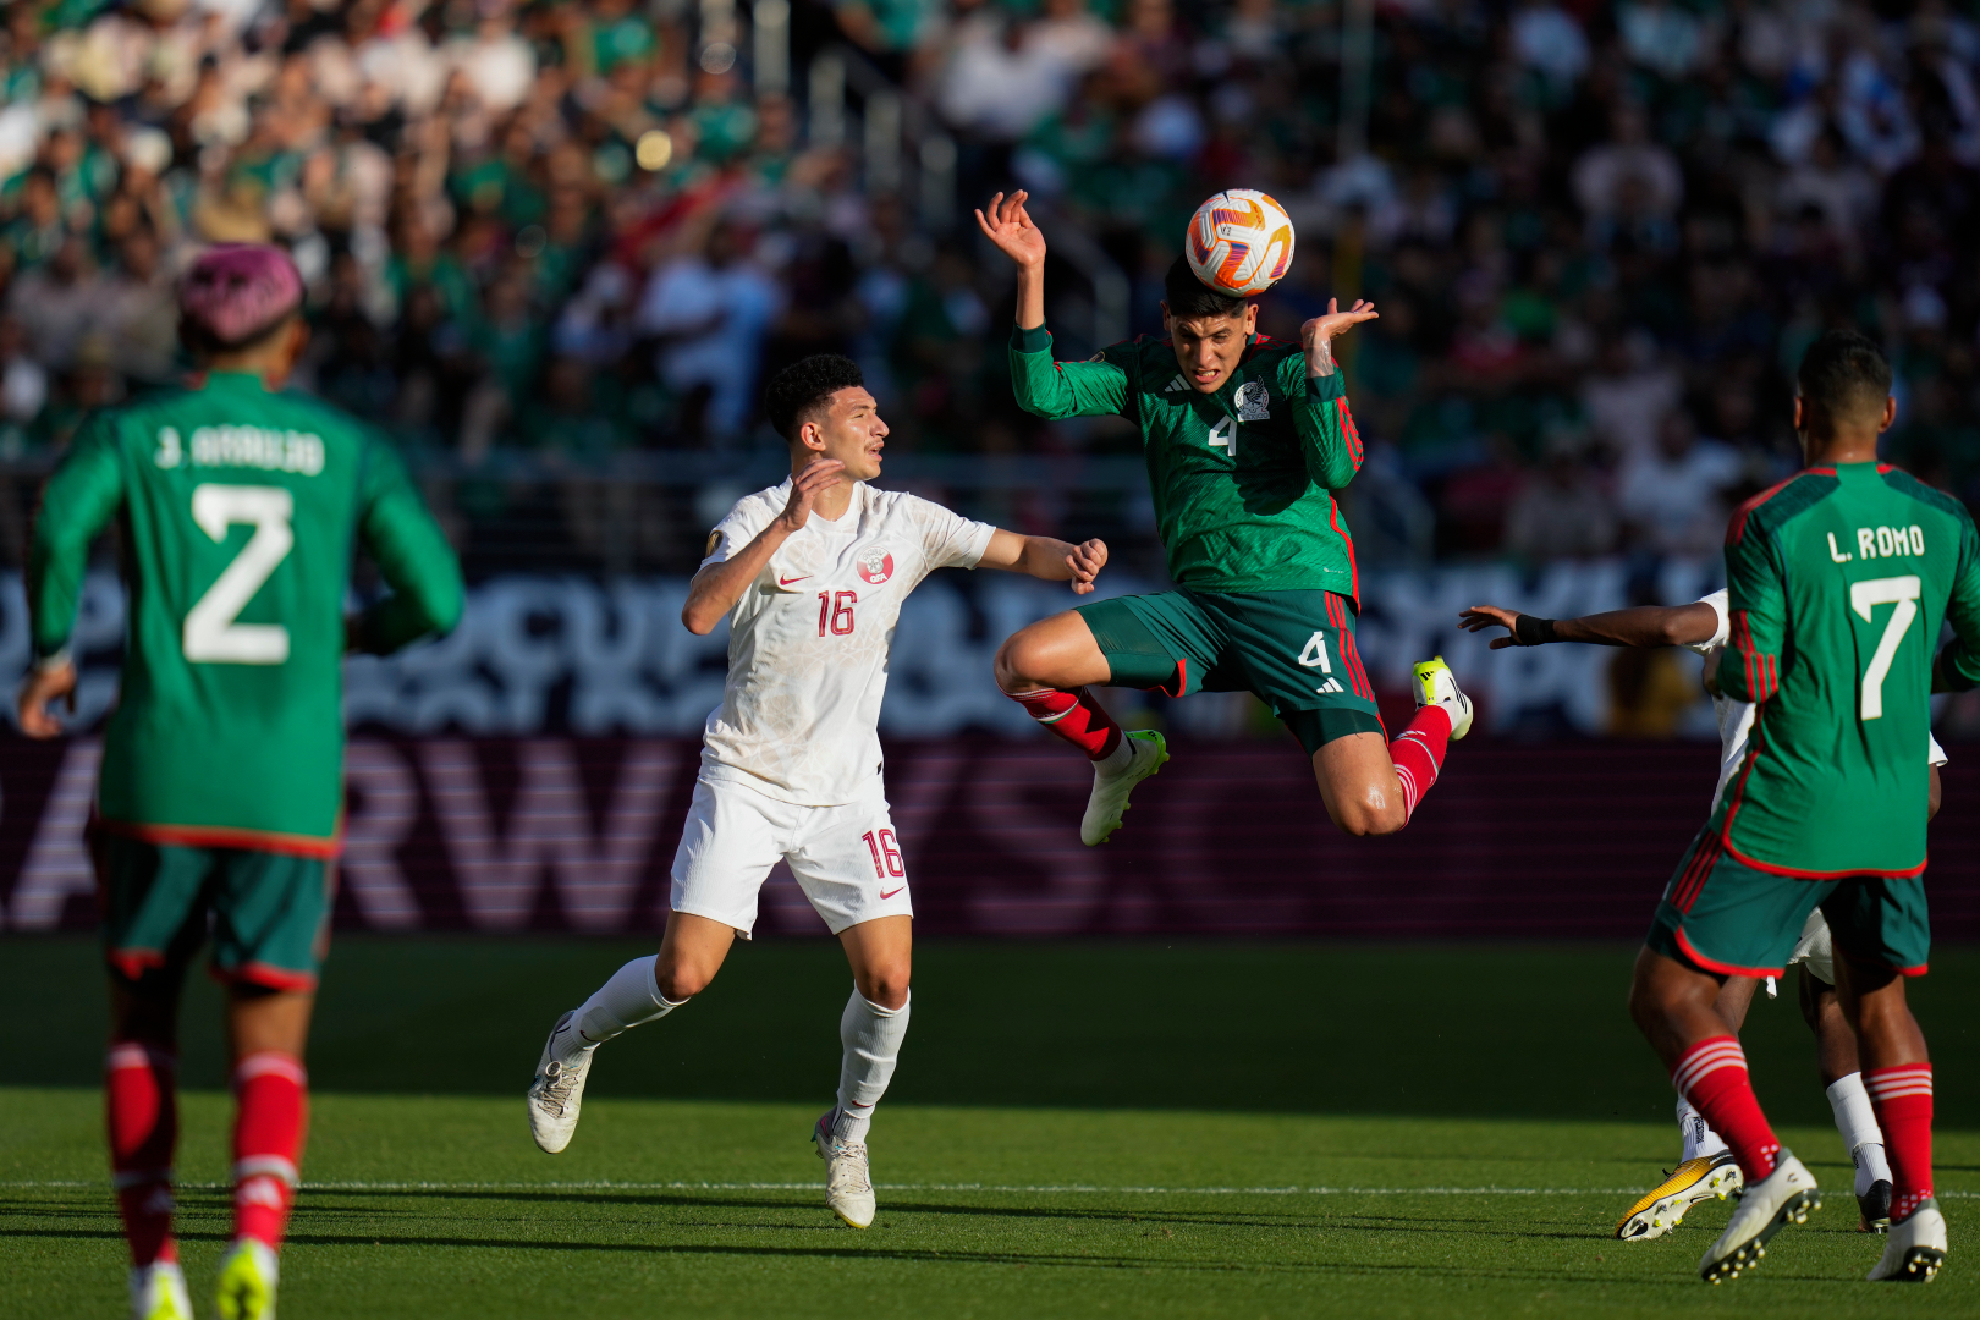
[1827,1073,1891,1195]
[831,988,911,1145]
[1096,733,1135,774]
[1677,1097,1726,1162]
[573,956,682,1045]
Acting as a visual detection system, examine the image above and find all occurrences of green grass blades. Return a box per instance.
[4,1095,1978,1319]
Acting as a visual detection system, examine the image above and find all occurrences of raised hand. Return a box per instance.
[974,191,1047,270]
[1458,604,1525,648]
[1065,538,1108,594]
[778,459,848,531]
[1301,297,1379,377]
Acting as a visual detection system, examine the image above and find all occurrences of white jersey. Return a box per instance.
[697,479,996,805]
[1689,589,1947,810]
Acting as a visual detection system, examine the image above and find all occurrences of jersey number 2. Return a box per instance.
[1851,574,1920,721]
[184,484,294,664]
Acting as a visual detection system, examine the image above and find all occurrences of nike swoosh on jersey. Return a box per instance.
[880,886,904,899]
[777,574,810,586]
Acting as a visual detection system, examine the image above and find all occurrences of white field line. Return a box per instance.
[2,1178,1979,1199]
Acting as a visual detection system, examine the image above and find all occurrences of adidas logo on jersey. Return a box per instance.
[1314,678,1345,695]
[1165,375,1188,392]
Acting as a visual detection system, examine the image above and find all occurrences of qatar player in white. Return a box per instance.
[527,355,1109,1228]
[1460,593,1946,1240]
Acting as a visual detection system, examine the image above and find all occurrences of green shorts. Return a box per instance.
[94,829,335,993]
[1075,588,1384,754]
[1646,827,1930,978]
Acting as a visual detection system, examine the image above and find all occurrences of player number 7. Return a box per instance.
[1850,574,1921,721]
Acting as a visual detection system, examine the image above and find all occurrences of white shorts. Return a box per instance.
[1787,908,1835,986]
[669,774,913,938]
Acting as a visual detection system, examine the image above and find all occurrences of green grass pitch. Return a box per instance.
[5,937,1980,1318]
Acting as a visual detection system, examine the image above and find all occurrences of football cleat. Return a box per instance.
[1411,656,1474,739]
[1615,1152,1743,1241]
[527,1010,596,1154]
[1698,1151,1819,1284]
[214,1239,278,1320]
[1859,1178,1893,1233]
[1080,729,1169,846]
[1868,1198,1947,1282]
[813,1110,876,1229]
[130,1262,194,1320]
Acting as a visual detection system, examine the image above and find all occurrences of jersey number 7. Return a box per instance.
[1851,574,1920,721]
[184,484,294,665]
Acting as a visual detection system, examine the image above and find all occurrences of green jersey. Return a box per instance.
[28,371,464,853]
[1717,461,1980,877]
[1008,327,1365,599]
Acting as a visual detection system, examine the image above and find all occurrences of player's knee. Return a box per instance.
[1324,787,1408,837]
[655,961,717,1002]
[857,966,911,1011]
[994,630,1045,692]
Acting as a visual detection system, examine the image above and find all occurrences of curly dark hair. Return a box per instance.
[1797,329,1891,425]
[1163,256,1247,320]
[763,354,866,441]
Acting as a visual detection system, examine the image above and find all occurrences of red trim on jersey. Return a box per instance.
[1718,834,1928,880]
[1675,926,1784,979]
[1671,834,1724,914]
[107,948,168,981]
[1901,963,1929,976]
[1327,593,1375,702]
[1329,500,1360,606]
[1161,660,1189,699]
[1337,396,1364,469]
[1725,470,1819,544]
[96,819,343,859]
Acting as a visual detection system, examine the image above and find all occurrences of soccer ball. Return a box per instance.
[1185,189,1295,297]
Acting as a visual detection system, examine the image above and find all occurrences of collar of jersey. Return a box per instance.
[202,370,271,392]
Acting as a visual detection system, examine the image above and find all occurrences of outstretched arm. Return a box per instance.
[976,529,1107,594]
[976,190,1046,331]
[1459,602,1722,649]
[980,191,1129,420]
[1289,299,1378,490]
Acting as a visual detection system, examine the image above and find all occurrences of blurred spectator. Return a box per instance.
[1505,437,1619,563]
[636,220,782,442]
[1617,410,1744,558]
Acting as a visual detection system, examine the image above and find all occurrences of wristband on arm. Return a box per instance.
[1513,615,1558,646]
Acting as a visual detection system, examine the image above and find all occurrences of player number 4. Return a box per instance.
[183,484,294,664]
[1207,415,1237,458]
[1851,574,1921,721]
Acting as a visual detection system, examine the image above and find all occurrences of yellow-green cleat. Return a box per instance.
[1615,1152,1743,1241]
[215,1239,279,1320]
[130,1263,194,1320]
[1410,656,1474,739]
[1080,729,1169,846]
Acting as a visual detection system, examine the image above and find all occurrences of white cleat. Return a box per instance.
[130,1262,194,1320]
[1868,1198,1947,1282]
[1615,1152,1743,1241]
[527,1011,596,1154]
[1081,729,1169,846]
[1411,656,1474,739]
[1698,1150,1820,1283]
[813,1111,876,1228]
[213,1239,278,1320]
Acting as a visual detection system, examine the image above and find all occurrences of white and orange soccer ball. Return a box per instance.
[1185,189,1295,297]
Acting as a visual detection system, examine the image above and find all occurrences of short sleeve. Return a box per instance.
[700,491,780,569]
[910,495,996,571]
[1686,590,1731,656]
[1929,734,1949,767]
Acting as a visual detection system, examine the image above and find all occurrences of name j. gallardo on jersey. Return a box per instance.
[698,479,995,805]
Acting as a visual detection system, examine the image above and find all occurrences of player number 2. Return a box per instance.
[862,829,904,878]
[818,590,857,636]
[183,484,294,664]
[1850,574,1921,721]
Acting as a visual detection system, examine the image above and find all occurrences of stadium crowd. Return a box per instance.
[0,0,1976,573]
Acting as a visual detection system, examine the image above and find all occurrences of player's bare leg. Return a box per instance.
[1629,949,1820,1281]
[1618,974,1759,1241]
[996,612,1169,846]
[1835,955,1945,1280]
[1800,967,1894,1230]
[214,987,312,1320]
[527,912,720,1153]
[814,914,914,1229]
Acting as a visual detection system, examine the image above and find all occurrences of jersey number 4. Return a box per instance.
[184,484,294,665]
[1851,574,1920,721]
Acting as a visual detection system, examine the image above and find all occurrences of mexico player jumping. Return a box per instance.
[18,245,464,1320]
[975,192,1470,842]
[1460,592,1946,1238]
[526,354,1109,1228]
[1621,330,1980,1284]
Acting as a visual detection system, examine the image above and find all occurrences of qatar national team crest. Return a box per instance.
[856,546,896,585]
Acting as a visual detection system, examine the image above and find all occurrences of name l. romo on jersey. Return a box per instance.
[1828,524,1926,562]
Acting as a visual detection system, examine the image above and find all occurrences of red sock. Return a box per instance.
[232,1052,308,1249]
[1865,1063,1933,1220]
[1008,687,1123,760]
[1672,1036,1778,1181]
[1388,705,1452,819]
[106,1042,178,1267]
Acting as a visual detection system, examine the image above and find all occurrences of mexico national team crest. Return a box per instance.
[856,546,895,585]
[1234,381,1271,421]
